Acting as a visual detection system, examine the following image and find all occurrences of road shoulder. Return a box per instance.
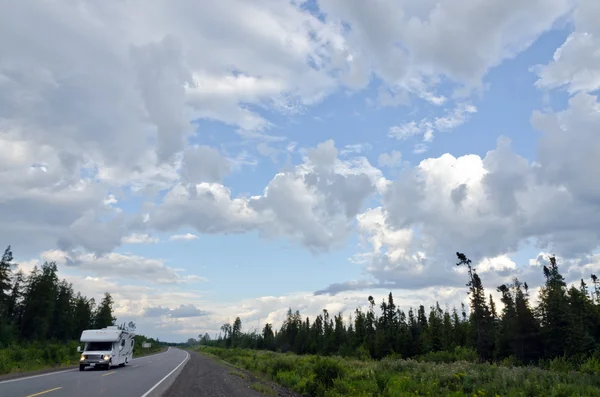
[163,350,301,397]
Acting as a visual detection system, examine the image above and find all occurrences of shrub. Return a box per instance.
[196,347,600,397]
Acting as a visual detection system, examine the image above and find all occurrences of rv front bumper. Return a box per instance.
[80,354,111,365]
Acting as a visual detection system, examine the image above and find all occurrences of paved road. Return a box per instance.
[0,347,189,397]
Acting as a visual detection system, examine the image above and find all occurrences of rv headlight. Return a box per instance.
[80,354,85,361]
[103,354,110,361]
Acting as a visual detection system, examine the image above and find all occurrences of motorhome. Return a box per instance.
[78,326,135,371]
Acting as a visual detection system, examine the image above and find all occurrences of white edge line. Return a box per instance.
[140,350,189,397]
[0,347,173,385]
[0,369,77,385]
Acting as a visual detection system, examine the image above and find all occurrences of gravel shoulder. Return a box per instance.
[163,350,302,397]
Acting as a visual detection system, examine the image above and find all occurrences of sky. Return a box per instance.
[2,0,600,342]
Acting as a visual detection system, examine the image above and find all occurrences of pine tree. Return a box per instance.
[537,256,570,358]
[20,262,59,340]
[232,317,242,347]
[0,246,14,314]
[51,279,75,341]
[456,252,493,361]
[565,280,595,358]
[94,292,116,329]
[513,279,542,364]
[261,323,275,351]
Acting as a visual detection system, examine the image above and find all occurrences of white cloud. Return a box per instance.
[3,0,599,342]
[122,233,160,245]
[169,233,199,241]
[0,0,575,258]
[180,145,231,184]
[476,255,517,274]
[534,0,600,95]
[319,0,571,95]
[39,250,205,285]
[340,143,372,156]
[320,90,600,294]
[150,140,385,252]
[388,103,477,146]
[377,151,403,168]
[143,304,210,319]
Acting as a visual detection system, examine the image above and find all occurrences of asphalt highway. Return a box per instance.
[0,347,189,397]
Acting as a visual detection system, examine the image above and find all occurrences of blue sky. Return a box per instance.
[4,0,600,342]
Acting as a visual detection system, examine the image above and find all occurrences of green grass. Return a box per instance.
[196,347,600,397]
[0,342,166,375]
[250,381,278,396]
[230,370,249,380]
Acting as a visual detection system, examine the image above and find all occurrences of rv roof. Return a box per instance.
[80,328,123,342]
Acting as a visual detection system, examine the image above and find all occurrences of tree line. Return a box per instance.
[205,252,600,366]
[0,245,117,347]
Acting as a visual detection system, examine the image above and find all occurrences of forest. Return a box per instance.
[0,245,162,374]
[204,252,600,367]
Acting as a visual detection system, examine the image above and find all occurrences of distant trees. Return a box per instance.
[207,251,600,366]
[0,245,117,347]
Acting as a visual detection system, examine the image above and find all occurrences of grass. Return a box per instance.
[230,370,249,380]
[250,381,278,396]
[196,347,600,397]
[0,342,166,375]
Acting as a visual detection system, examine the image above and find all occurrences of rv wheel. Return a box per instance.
[79,365,85,371]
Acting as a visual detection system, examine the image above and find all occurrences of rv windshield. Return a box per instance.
[86,342,113,351]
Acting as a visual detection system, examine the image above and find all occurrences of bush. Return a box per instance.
[313,357,345,390]
[196,347,600,397]
[418,347,479,364]
[0,342,80,375]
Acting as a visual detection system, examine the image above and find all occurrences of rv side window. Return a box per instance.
[131,340,134,347]
[121,339,125,347]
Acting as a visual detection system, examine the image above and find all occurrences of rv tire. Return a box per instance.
[79,364,85,371]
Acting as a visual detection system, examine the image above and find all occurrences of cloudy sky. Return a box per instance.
[2,0,600,342]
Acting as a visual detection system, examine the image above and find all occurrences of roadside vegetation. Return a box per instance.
[0,245,165,375]
[190,252,600,395]
[199,346,600,396]
[0,337,164,375]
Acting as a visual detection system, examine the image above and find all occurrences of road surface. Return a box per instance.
[0,347,189,397]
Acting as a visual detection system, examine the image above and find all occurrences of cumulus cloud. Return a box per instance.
[377,151,403,169]
[149,140,385,252]
[39,250,205,285]
[534,0,600,95]
[122,233,159,244]
[0,0,576,259]
[3,0,598,342]
[180,146,231,184]
[143,304,210,319]
[169,233,199,241]
[321,89,600,294]
[319,0,571,94]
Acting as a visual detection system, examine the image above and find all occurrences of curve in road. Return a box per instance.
[0,347,189,397]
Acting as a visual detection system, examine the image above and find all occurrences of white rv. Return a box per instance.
[78,326,135,371]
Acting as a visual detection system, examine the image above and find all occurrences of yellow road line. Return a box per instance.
[25,387,62,397]
[102,371,116,377]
